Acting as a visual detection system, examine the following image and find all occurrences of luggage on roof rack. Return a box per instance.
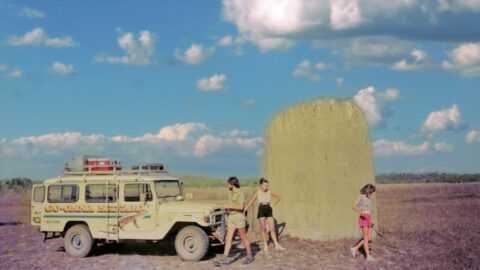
[131,163,165,171]
[64,155,122,172]
[62,155,168,176]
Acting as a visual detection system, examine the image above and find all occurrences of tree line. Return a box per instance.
[1,173,479,191]
[376,172,480,184]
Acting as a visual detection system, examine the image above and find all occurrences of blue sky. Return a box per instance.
[1,0,479,179]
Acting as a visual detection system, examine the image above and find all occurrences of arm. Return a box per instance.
[271,191,281,206]
[245,193,257,212]
[224,203,246,211]
[352,203,363,215]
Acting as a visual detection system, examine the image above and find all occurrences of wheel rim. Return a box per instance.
[183,236,198,253]
[71,233,84,250]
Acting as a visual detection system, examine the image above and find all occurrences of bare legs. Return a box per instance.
[352,227,372,258]
[223,227,252,258]
[259,217,284,250]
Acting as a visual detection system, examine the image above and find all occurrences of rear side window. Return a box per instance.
[124,183,152,202]
[33,186,45,203]
[86,184,117,203]
[48,185,79,203]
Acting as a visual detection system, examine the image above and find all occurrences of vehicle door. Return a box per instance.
[119,182,156,239]
[85,183,119,241]
[31,184,45,226]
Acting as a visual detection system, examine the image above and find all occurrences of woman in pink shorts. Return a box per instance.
[350,184,376,261]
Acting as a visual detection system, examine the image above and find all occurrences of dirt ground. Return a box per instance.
[1,183,479,270]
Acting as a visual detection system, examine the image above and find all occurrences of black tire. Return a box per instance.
[63,224,94,257]
[174,226,209,261]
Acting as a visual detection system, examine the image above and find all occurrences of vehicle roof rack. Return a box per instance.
[61,156,169,177]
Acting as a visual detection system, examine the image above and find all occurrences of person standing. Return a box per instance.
[214,176,254,266]
[245,178,286,252]
[350,184,376,261]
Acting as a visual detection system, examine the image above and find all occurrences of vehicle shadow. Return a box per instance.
[91,241,178,257]
[0,221,23,227]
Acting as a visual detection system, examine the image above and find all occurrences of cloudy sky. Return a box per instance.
[1,0,479,179]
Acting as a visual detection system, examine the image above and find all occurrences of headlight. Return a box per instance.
[203,215,211,223]
[33,217,41,223]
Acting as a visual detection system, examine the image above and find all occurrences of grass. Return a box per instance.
[1,182,479,269]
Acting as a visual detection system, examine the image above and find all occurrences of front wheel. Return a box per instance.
[64,224,94,257]
[174,226,209,261]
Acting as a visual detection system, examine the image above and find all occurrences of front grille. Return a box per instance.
[214,214,222,223]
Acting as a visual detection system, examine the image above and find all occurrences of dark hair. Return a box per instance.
[259,178,268,185]
[360,184,376,195]
[228,176,240,188]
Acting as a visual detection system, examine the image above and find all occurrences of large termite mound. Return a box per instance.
[263,98,376,240]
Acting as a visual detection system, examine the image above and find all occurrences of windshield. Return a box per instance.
[155,180,181,198]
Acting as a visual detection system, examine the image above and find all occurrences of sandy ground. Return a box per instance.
[1,183,479,270]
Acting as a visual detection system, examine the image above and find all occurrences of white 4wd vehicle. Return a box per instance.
[31,156,224,261]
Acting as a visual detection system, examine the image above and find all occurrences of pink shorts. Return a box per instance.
[358,214,372,228]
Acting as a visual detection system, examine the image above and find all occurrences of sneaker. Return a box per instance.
[275,244,286,251]
[264,242,269,252]
[366,256,376,262]
[213,259,229,267]
[350,247,356,258]
[242,255,254,265]
[213,255,230,266]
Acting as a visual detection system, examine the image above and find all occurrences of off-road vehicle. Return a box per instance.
[31,155,224,261]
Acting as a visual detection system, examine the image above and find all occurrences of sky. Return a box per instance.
[1,0,479,180]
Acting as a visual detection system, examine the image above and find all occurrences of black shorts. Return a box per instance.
[257,204,273,218]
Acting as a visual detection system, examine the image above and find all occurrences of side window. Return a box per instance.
[124,183,152,202]
[86,184,117,203]
[48,185,79,203]
[33,186,45,203]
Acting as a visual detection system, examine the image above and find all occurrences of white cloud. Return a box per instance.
[0,124,263,162]
[222,0,480,51]
[437,0,480,12]
[175,44,214,65]
[157,123,208,141]
[433,142,455,152]
[292,60,332,81]
[241,99,256,106]
[373,139,429,157]
[8,68,23,78]
[443,42,480,77]
[330,0,364,30]
[217,35,234,46]
[392,48,431,71]
[5,28,75,47]
[353,87,402,127]
[466,129,480,143]
[94,30,156,65]
[193,131,263,157]
[12,132,105,147]
[20,7,45,18]
[334,36,414,66]
[196,74,228,91]
[51,62,76,75]
[336,77,344,87]
[421,104,463,134]
[194,135,224,157]
[0,124,264,177]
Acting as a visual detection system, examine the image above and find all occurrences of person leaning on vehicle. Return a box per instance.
[214,176,254,266]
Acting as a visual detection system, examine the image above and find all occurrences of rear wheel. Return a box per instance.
[64,224,94,257]
[174,226,209,261]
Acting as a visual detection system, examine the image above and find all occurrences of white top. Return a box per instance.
[355,194,371,214]
[257,190,271,204]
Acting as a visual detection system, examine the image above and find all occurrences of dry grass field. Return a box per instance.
[1,182,479,269]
